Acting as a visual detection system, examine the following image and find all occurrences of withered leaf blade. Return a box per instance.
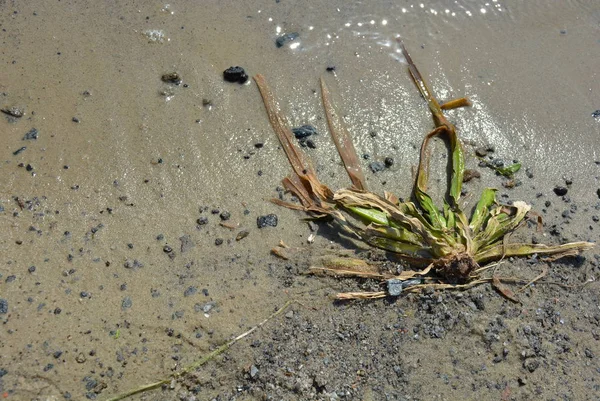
[492,276,520,303]
[320,77,367,191]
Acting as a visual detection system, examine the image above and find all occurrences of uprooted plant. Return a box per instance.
[254,39,594,300]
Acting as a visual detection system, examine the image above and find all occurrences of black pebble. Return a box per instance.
[72,117,80,123]
[384,157,394,167]
[197,217,208,225]
[223,66,248,84]
[28,265,36,273]
[275,32,299,48]
[597,188,600,199]
[592,110,600,119]
[214,238,223,246]
[163,245,173,253]
[220,211,231,221]
[326,66,336,72]
[292,125,317,139]
[13,146,26,155]
[553,186,568,196]
[257,214,278,228]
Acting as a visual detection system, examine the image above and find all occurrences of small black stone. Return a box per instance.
[257,214,278,228]
[163,245,173,253]
[220,211,231,221]
[292,125,318,139]
[72,117,80,123]
[13,146,26,155]
[214,238,223,246]
[597,188,600,199]
[592,110,600,119]
[326,66,336,72]
[28,265,36,273]
[553,186,568,196]
[197,216,208,225]
[223,66,248,84]
[384,157,394,167]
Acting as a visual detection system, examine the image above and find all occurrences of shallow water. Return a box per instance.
[1,1,599,400]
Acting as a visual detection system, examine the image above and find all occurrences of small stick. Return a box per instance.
[104,300,297,401]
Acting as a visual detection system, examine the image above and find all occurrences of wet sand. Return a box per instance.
[1,1,599,400]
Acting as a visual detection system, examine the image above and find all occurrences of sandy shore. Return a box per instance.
[1,1,599,400]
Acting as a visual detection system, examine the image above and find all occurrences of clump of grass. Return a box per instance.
[254,39,594,299]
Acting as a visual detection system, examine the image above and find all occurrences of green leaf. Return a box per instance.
[365,223,423,246]
[473,201,530,251]
[365,235,434,259]
[470,188,497,233]
[346,206,389,226]
[496,163,521,177]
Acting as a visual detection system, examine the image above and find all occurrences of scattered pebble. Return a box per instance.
[184,286,197,297]
[0,299,8,314]
[553,186,568,196]
[13,146,26,155]
[387,279,403,297]
[384,157,394,167]
[23,128,38,140]
[214,238,224,246]
[292,125,317,140]
[121,296,132,310]
[463,169,481,182]
[257,214,278,228]
[275,32,299,48]
[223,66,248,84]
[161,72,182,85]
[369,161,386,173]
[236,229,250,241]
[592,110,600,119]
